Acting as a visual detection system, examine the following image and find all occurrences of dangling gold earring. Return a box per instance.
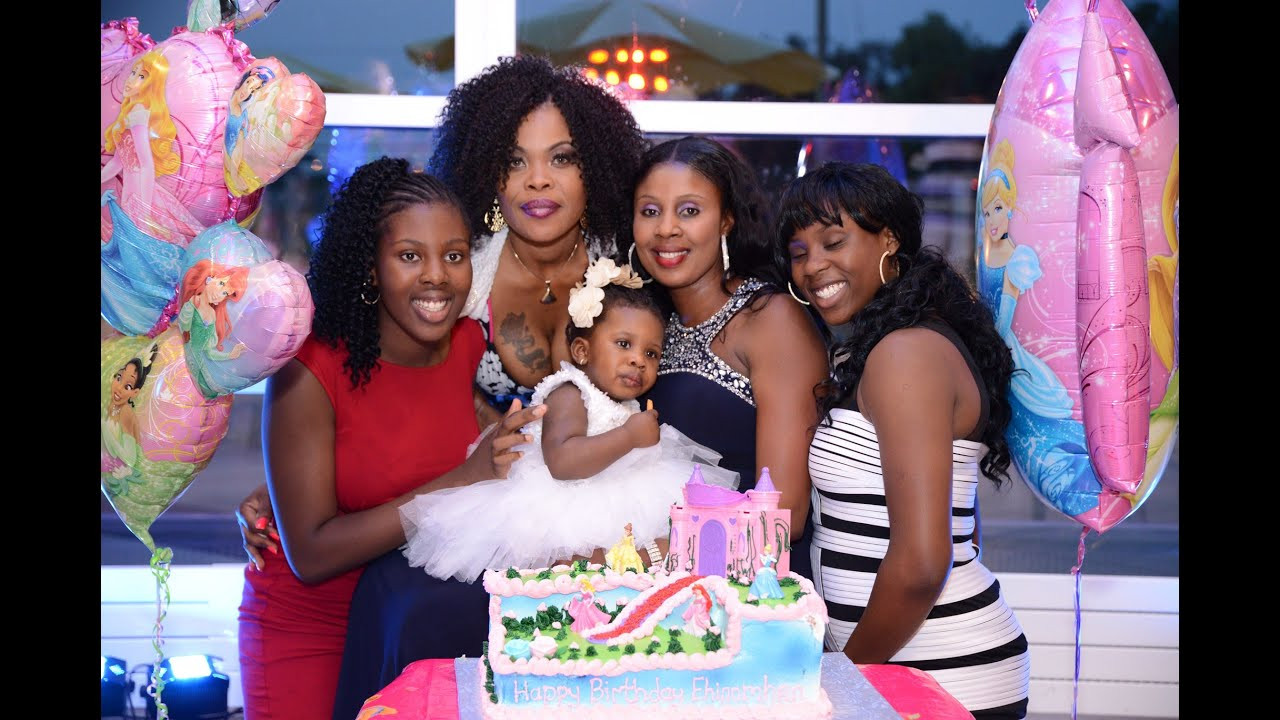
[878,250,892,285]
[787,282,810,306]
[484,198,506,234]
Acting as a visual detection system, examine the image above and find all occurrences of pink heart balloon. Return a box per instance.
[224,57,327,197]
[101,25,262,248]
[101,328,232,551]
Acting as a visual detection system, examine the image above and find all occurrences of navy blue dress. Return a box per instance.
[330,550,490,720]
[643,278,815,580]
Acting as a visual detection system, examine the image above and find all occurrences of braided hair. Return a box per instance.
[308,156,470,388]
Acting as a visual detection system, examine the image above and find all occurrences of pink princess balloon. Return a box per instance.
[223,57,327,197]
[174,221,313,400]
[975,0,1178,533]
[100,25,262,248]
[101,328,232,551]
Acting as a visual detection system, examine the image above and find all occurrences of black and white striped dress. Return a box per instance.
[808,327,1031,718]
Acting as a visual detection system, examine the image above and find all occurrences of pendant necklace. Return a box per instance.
[511,240,580,305]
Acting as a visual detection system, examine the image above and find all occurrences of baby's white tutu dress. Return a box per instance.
[399,362,738,582]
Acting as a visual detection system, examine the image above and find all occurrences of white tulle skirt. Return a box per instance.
[399,425,738,583]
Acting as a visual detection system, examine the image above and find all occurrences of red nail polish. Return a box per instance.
[255,517,268,530]
[268,545,279,555]
[268,530,280,541]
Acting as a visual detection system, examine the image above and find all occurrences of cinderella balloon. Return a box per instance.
[975,0,1178,533]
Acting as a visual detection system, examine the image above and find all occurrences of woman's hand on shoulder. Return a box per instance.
[480,399,545,479]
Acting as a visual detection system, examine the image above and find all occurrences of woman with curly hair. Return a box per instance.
[236,157,542,720]
[777,162,1030,719]
[324,56,650,717]
[431,54,649,421]
[620,136,828,580]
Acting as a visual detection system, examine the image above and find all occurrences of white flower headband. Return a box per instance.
[567,257,646,329]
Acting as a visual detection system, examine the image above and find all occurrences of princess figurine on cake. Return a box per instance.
[682,584,714,636]
[565,577,612,633]
[747,544,785,601]
[399,259,738,582]
[605,523,645,573]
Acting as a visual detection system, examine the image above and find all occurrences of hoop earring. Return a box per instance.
[878,250,892,285]
[484,198,506,234]
[360,282,380,305]
[626,244,653,285]
[787,282,810,306]
[721,234,729,272]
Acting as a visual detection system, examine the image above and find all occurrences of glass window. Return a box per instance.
[101,0,455,95]
[515,0,1179,104]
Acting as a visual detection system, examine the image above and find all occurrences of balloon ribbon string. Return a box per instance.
[149,546,174,720]
[1069,526,1089,720]
[1024,1,1039,23]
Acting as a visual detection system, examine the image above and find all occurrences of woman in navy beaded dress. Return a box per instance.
[622,136,827,579]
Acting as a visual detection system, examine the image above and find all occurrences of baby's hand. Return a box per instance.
[624,404,660,448]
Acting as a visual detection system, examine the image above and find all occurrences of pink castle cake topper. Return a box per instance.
[665,465,791,581]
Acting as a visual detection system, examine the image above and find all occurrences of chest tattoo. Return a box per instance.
[498,312,550,374]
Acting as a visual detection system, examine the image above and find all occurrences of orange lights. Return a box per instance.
[650,49,669,63]
[588,49,609,64]
[632,49,645,63]
[653,76,669,93]
[628,73,645,90]
[616,49,629,63]
[605,70,620,85]
[584,68,600,80]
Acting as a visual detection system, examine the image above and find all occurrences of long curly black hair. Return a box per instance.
[308,156,470,389]
[428,55,648,254]
[619,136,787,317]
[775,162,1015,485]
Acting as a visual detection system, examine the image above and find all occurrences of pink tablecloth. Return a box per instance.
[357,654,974,720]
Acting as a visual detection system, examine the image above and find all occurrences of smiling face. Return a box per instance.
[371,202,473,363]
[981,194,1011,243]
[632,162,733,291]
[110,362,141,410]
[203,275,235,306]
[787,210,898,326]
[498,101,587,247]
[570,305,664,402]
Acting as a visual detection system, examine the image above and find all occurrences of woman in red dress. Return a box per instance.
[236,157,542,720]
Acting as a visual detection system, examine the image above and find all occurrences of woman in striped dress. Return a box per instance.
[774,163,1030,719]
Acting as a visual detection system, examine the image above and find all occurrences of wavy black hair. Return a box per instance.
[308,156,470,389]
[775,162,1015,485]
[565,283,667,347]
[428,55,647,254]
[619,136,787,316]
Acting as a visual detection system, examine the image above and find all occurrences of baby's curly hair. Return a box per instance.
[308,156,469,389]
[428,55,648,254]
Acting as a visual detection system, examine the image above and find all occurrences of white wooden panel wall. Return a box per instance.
[102,566,1178,717]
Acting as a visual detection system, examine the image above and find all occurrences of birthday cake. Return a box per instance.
[478,468,832,719]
